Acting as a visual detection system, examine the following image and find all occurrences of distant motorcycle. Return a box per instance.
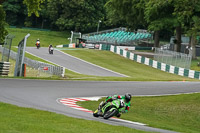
[93,99,125,119]
[49,47,54,54]
[36,42,40,49]
[36,44,40,49]
[36,39,40,49]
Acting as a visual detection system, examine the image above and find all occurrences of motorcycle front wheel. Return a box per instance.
[93,109,99,117]
[103,108,117,119]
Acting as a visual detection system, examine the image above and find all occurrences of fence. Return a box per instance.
[0,46,65,77]
[1,34,15,62]
[154,48,192,69]
[99,44,200,79]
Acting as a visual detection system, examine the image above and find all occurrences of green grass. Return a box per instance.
[6,46,194,81]
[0,102,147,133]
[3,28,200,80]
[0,52,60,78]
[131,50,200,71]
[0,46,91,79]
[191,57,200,71]
[7,28,70,47]
[78,93,200,133]
[62,49,197,81]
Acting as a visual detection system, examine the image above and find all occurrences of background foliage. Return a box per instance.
[1,0,200,57]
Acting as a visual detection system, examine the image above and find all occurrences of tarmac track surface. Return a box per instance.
[25,47,126,77]
[0,79,200,133]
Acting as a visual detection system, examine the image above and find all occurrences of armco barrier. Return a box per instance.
[0,46,65,77]
[99,44,200,80]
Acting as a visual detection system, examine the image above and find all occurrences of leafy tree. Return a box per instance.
[145,0,200,55]
[47,0,106,32]
[105,0,147,30]
[23,0,50,28]
[173,0,200,59]
[3,0,26,26]
[23,0,44,16]
[0,5,8,43]
[144,0,182,48]
[104,0,127,28]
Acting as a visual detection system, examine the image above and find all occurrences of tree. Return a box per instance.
[47,0,106,32]
[173,0,200,59]
[104,0,125,28]
[145,0,179,48]
[3,0,26,26]
[23,0,44,16]
[0,5,8,43]
[105,0,147,30]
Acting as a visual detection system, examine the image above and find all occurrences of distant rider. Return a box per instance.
[101,93,131,117]
[48,44,53,51]
[48,44,54,54]
[36,39,40,48]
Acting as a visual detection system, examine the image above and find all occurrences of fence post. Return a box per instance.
[22,63,26,77]
[62,67,65,77]
[14,34,30,77]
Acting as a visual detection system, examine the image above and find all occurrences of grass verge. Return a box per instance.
[62,49,197,81]
[0,102,147,133]
[4,28,200,80]
[191,57,200,71]
[7,28,70,47]
[77,93,200,133]
[0,52,61,78]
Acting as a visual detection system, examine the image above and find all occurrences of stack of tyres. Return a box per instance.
[0,62,10,76]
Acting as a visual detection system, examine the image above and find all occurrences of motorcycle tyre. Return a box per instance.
[93,109,99,117]
[103,108,117,119]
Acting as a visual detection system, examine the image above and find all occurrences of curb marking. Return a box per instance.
[58,96,146,126]
[58,97,101,113]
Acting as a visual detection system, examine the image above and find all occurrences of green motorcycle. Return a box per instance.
[93,99,125,119]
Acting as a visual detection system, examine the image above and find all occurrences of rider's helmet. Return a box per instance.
[124,93,131,102]
[37,38,39,41]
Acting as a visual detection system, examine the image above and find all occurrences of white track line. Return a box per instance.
[58,50,129,77]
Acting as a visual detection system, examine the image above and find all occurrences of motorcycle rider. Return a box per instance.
[36,38,40,48]
[101,93,131,117]
[48,44,53,53]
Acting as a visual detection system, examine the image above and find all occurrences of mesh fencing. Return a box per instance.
[1,34,15,62]
[0,46,65,77]
[154,48,192,69]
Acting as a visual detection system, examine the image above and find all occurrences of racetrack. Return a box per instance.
[25,47,126,77]
[0,79,200,133]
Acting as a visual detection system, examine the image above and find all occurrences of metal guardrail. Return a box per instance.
[0,46,65,77]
